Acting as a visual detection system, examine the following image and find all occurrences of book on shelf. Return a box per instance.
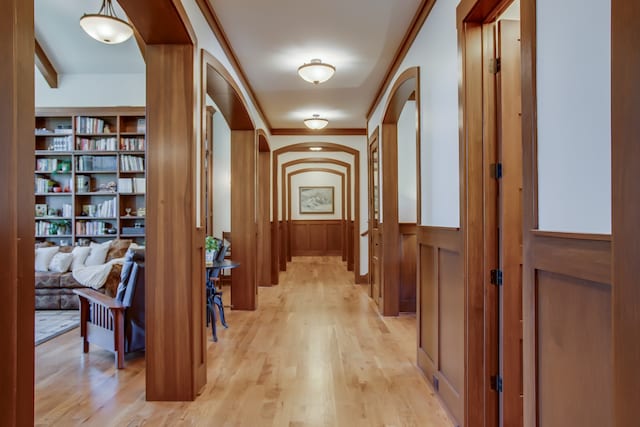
[76,116,107,134]
[118,178,133,193]
[136,118,146,133]
[133,177,146,194]
[76,137,118,151]
[120,155,145,171]
[120,137,145,151]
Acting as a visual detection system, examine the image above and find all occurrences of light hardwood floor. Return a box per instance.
[35,256,452,426]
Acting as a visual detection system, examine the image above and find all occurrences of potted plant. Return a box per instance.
[205,236,220,263]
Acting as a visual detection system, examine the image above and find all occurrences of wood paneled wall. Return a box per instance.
[290,220,344,256]
[257,141,271,287]
[399,223,417,312]
[145,44,205,401]
[417,226,464,425]
[0,0,35,423]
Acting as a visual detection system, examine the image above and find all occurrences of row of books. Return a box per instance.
[48,135,73,151]
[35,221,70,236]
[75,221,113,236]
[35,177,56,193]
[120,137,145,151]
[118,178,146,194]
[76,116,108,134]
[76,137,118,151]
[120,155,145,171]
[76,155,117,172]
[81,198,117,217]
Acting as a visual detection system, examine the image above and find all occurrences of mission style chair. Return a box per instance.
[73,248,145,369]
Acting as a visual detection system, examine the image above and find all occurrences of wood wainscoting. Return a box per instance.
[399,223,417,312]
[417,226,464,424]
[290,220,343,257]
[524,231,612,426]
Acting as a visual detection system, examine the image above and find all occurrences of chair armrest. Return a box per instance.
[73,288,125,310]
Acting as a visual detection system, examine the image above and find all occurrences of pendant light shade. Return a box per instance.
[304,114,329,130]
[297,59,336,84]
[80,0,133,44]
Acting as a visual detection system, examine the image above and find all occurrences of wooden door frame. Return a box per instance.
[201,49,258,310]
[257,129,271,287]
[272,142,361,284]
[281,158,353,268]
[367,128,380,299]
[380,67,421,316]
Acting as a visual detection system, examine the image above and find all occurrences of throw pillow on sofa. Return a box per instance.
[48,252,74,273]
[85,240,113,266]
[71,246,91,271]
[35,246,59,272]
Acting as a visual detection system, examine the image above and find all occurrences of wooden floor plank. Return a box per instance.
[36,256,452,426]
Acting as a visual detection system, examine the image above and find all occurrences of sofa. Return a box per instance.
[35,239,131,310]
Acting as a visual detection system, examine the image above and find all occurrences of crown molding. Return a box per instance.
[366,0,436,120]
[271,128,367,136]
[194,0,272,131]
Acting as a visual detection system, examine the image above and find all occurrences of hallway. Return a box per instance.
[35,257,451,426]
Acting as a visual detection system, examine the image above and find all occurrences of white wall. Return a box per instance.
[397,100,418,223]
[368,0,460,228]
[35,72,145,107]
[211,108,231,238]
[290,172,343,220]
[537,0,611,234]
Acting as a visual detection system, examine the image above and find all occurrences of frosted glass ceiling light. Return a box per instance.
[309,147,323,151]
[304,114,329,130]
[297,59,336,84]
[80,0,134,45]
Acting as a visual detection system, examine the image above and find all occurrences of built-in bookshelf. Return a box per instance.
[35,108,146,246]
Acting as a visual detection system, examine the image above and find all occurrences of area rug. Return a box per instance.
[35,310,80,346]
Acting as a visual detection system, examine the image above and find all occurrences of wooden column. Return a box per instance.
[257,149,271,286]
[381,123,400,316]
[231,130,258,310]
[0,0,35,424]
[612,0,640,425]
[145,44,205,400]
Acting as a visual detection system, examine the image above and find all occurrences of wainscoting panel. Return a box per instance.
[291,220,343,256]
[526,233,612,427]
[417,226,463,424]
[399,223,417,312]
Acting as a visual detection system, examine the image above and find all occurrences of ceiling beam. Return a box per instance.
[34,38,57,89]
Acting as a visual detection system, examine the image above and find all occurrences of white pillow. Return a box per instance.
[48,252,73,273]
[71,246,91,271]
[35,246,59,272]
[85,240,113,266]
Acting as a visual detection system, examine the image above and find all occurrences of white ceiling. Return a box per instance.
[35,0,422,130]
[35,0,144,74]
[209,0,422,129]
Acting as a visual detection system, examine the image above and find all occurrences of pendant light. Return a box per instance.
[297,59,336,84]
[80,0,134,45]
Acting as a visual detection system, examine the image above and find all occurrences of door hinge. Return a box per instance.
[489,57,501,74]
[490,269,503,286]
[491,162,503,179]
[490,375,503,392]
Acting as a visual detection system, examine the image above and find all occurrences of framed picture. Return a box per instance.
[299,186,334,214]
[35,204,48,217]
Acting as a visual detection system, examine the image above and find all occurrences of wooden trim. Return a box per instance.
[612,3,640,423]
[272,142,361,285]
[417,226,462,252]
[35,106,145,116]
[118,0,192,44]
[0,0,35,423]
[132,25,146,61]
[357,274,369,284]
[202,49,254,131]
[34,38,57,88]
[194,0,272,130]
[366,0,437,119]
[257,128,271,152]
[531,230,612,241]
[271,128,367,136]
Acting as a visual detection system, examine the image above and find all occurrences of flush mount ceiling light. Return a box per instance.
[309,147,323,151]
[297,59,336,84]
[80,0,134,44]
[304,114,329,130]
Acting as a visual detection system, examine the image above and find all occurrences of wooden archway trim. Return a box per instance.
[119,0,193,44]
[271,142,361,284]
[379,66,421,316]
[287,168,348,259]
[257,129,271,152]
[282,159,354,269]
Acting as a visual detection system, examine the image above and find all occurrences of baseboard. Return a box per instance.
[356,273,368,284]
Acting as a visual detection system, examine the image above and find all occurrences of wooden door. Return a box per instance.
[497,18,523,427]
[368,137,382,305]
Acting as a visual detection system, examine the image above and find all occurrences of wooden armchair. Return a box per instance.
[73,248,145,369]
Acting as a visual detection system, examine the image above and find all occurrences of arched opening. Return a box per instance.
[271,142,361,284]
[375,67,421,316]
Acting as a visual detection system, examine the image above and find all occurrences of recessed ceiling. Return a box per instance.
[209,0,423,129]
[35,0,144,74]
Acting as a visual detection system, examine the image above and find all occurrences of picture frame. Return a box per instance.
[35,204,47,217]
[299,186,334,214]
